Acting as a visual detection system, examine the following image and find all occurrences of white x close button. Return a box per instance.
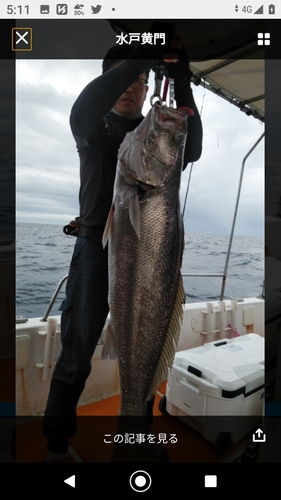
[12,28,32,51]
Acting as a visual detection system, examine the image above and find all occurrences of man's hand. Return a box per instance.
[163,37,183,63]
[163,35,191,81]
[132,22,190,81]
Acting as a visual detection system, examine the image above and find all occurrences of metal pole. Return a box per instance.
[220,131,265,300]
[40,275,68,322]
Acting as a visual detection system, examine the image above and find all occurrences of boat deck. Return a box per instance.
[5,311,265,464]
[16,381,257,463]
[13,298,265,463]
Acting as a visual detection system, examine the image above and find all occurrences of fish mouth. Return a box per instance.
[154,103,192,127]
[176,106,194,116]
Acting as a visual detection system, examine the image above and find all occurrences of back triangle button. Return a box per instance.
[64,475,75,488]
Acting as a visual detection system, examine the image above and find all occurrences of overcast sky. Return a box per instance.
[16,59,264,237]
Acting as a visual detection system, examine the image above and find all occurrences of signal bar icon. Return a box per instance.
[254,5,263,14]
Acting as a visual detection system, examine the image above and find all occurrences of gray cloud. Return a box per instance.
[16,60,264,236]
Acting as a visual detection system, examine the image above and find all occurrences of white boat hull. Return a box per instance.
[16,297,264,415]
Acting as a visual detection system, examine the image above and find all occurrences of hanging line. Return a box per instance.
[182,79,206,219]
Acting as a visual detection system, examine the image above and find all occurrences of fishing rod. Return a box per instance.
[182,80,206,220]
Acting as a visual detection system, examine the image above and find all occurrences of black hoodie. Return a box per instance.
[69,58,202,237]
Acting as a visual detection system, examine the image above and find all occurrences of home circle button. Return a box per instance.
[129,470,152,492]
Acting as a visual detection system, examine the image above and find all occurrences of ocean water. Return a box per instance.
[16,222,264,319]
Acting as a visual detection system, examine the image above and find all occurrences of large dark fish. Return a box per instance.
[102,102,192,459]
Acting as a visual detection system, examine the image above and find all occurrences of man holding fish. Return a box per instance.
[43,23,202,462]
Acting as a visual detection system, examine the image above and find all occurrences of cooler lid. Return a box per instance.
[173,334,264,394]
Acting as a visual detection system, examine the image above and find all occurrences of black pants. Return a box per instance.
[43,236,109,452]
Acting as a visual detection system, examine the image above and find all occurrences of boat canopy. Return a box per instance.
[109,19,265,121]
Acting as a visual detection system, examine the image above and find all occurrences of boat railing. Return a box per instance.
[40,275,68,322]
[39,132,264,322]
[183,131,265,301]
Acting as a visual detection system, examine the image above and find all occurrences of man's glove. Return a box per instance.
[163,39,191,82]
[133,23,191,83]
[131,22,176,72]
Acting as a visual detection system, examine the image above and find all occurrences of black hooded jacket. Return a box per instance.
[70,58,202,237]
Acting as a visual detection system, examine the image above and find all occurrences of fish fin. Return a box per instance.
[129,194,141,240]
[147,273,185,400]
[102,203,115,248]
[101,322,117,360]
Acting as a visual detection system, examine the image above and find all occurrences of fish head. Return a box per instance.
[118,103,192,188]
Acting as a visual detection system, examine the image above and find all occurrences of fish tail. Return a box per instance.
[148,273,185,401]
[101,322,117,360]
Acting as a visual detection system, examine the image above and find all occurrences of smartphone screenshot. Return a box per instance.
[0,1,280,493]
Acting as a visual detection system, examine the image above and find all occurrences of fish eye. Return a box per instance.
[173,132,186,146]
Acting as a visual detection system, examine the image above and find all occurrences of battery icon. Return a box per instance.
[269,4,275,14]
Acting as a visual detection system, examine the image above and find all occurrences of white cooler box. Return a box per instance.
[164,334,265,449]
